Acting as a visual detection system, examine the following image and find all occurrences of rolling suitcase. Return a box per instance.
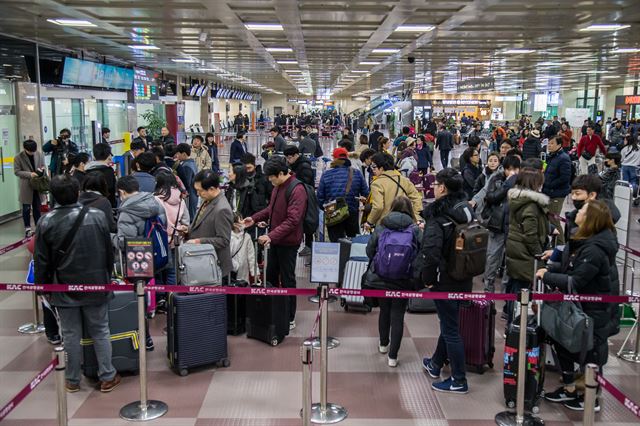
[82,291,139,378]
[227,278,248,336]
[336,238,353,288]
[340,234,372,312]
[459,300,495,373]
[407,288,436,313]
[167,293,229,376]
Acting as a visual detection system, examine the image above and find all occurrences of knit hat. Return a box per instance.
[332,147,349,159]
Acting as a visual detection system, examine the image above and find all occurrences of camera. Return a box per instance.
[408,56,415,64]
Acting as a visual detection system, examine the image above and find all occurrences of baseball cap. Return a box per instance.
[333,147,349,159]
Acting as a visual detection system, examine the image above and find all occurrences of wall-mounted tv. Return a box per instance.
[62,57,134,90]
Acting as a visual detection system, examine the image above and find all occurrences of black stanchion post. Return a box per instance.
[53,347,68,426]
[495,289,544,426]
[119,280,168,421]
[582,364,598,426]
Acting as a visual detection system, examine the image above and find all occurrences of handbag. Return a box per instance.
[580,150,593,161]
[324,168,353,227]
[541,281,594,355]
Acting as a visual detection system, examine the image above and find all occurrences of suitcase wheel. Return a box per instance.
[531,406,540,414]
[271,338,280,347]
[179,368,189,377]
[217,359,231,368]
[506,400,515,409]
[340,299,346,308]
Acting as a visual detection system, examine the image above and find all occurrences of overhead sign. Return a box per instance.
[134,68,159,101]
[616,95,640,105]
[431,99,491,107]
[310,242,340,283]
[456,77,495,93]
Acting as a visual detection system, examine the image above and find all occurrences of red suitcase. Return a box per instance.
[422,173,436,200]
[459,300,495,374]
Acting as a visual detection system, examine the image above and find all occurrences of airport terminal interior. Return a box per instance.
[1,0,640,425]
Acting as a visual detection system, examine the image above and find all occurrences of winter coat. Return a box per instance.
[85,162,117,207]
[505,188,550,282]
[206,143,220,173]
[114,192,166,249]
[462,163,482,200]
[367,170,423,225]
[577,135,607,158]
[155,187,190,247]
[245,168,271,215]
[176,159,198,218]
[563,198,620,243]
[289,156,314,187]
[542,149,572,199]
[132,171,156,193]
[299,137,317,156]
[415,144,432,169]
[473,166,496,199]
[417,192,475,292]
[190,146,212,172]
[543,229,620,365]
[522,136,542,160]
[158,135,176,145]
[42,139,78,175]
[608,126,626,148]
[368,131,384,149]
[274,135,287,154]
[34,203,114,307]
[621,144,640,167]
[188,193,234,277]
[317,161,368,214]
[599,167,621,200]
[13,150,46,204]
[398,155,417,177]
[364,211,423,291]
[252,174,307,247]
[79,191,116,233]
[435,130,453,151]
[480,170,508,233]
[230,230,256,282]
[230,138,248,164]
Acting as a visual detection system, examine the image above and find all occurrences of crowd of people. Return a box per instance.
[10,110,636,413]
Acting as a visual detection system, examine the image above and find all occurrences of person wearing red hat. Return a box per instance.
[317,147,369,241]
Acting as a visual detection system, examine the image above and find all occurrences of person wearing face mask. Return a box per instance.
[14,139,47,237]
[599,152,621,200]
[43,129,79,176]
[543,135,572,245]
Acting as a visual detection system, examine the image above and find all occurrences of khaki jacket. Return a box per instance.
[190,146,212,172]
[367,170,423,225]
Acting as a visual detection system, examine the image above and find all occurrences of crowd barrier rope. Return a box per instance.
[0,237,30,257]
[594,373,640,420]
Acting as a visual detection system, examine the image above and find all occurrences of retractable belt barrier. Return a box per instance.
[1,283,638,304]
[0,237,31,257]
[595,374,640,419]
[0,358,57,422]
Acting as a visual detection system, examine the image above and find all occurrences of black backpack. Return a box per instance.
[445,213,489,281]
[285,178,319,235]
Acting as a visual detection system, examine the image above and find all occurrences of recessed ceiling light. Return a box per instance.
[266,47,293,52]
[537,62,560,66]
[612,48,640,53]
[503,49,535,54]
[579,24,630,32]
[244,23,284,31]
[277,60,298,64]
[286,70,303,73]
[459,62,489,66]
[171,58,197,63]
[352,70,369,73]
[129,44,160,50]
[372,48,400,54]
[198,68,218,72]
[360,61,381,65]
[47,18,96,27]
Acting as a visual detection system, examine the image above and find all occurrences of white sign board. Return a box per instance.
[565,108,591,128]
[310,242,340,283]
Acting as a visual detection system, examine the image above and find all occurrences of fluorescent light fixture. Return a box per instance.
[128,44,160,50]
[537,62,560,66]
[352,70,369,73]
[612,48,640,53]
[503,49,535,54]
[459,62,489,66]
[394,24,436,32]
[359,61,381,65]
[601,75,618,79]
[277,60,298,64]
[171,58,197,63]
[266,47,293,52]
[244,23,284,31]
[372,48,400,54]
[588,70,608,73]
[198,68,218,72]
[579,24,630,32]
[286,70,303,73]
[47,18,96,27]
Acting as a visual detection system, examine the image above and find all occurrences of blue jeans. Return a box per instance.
[57,303,116,384]
[622,165,638,196]
[431,299,466,383]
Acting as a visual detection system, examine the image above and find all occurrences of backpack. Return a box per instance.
[285,178,320,235]
[144,215,169,271]
[445,215,489,281]
[373,226,417,280]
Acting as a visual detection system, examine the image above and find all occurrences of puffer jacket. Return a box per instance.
[155,187,190,247]
[480,170,508,233]
[599,167,621,200]
[364,211,423,291]
[462,163,481,200]
[114,192,166,248]
[522,136,542,160]
[505,188,549,282]
[34,203,114,307]
[417,192,475,292]
[317,160,368,214]
[289,156,314,187]
[367,170,423,225]
[543,229,620,365]
[473,165,496,198]
[564,198,620,242]
[542,149,572,199]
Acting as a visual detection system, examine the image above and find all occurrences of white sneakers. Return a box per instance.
[378,344,389,354]
[378,344,397,367]
[387,357,398,368]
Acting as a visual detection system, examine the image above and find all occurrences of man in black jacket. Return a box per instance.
[34,175,120,393]
[543,136,572,244]
[368,124,384,150]
[241,153,272,214]
[435,125,453,168]
[132,126,152,148]
[284,146,314,256]
[86,143,117,208]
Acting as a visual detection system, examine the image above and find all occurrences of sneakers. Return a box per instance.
[388,357,398,368]
[47,335,62,345]
[422,358,441,379]
[431,377,469,394]
[298,247,311,257]
[145,336,154,351]
[378,344,389,354]
[65,381,80,393]
[100,374,122,393]
[289,320,296,330]
[563,394,601,412]
[545,386,579,403]
[25,228,34,238]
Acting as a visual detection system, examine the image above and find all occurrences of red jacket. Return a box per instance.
[252,175,307,246]
[577,134,607,158]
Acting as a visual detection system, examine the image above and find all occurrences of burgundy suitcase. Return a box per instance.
[422,173,436,199]
[459,300,495,374]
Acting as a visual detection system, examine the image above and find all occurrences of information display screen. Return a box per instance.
[62,57,133,90]
[133,67,159,100]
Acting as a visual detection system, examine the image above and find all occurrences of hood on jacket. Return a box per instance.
[86,161,111,171]
[330,158,352,168]
[293,155,312,169]
[119,192,163,219]
[507,188,550,209]
[381,211,414,230]
[422,192,473,224]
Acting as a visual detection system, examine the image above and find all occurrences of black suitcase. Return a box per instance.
[227,279,248,336]
[245,284,289,346]
[82,291,139,378]
[167,293,230,376]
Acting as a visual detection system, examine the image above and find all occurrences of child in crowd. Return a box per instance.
[230,214,256,282]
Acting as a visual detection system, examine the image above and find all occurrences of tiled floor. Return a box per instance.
[1,137,640,425]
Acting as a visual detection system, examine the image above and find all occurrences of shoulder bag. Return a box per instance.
[324,168,353,227]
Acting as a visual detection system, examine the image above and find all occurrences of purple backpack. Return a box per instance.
[373,226,417,280]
